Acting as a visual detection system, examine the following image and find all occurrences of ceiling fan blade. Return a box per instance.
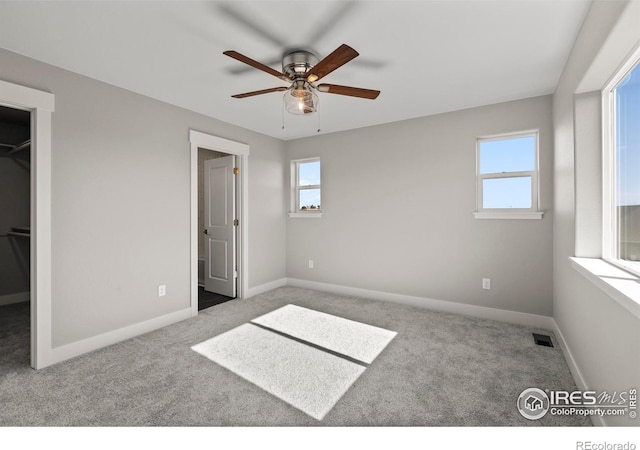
[228,56,282,75]
[306,2,359,44]
[231,87,289,99]
[217,4,287,48]
[223,50,290,81]
[317,84,380,99]
[306,44,359,82]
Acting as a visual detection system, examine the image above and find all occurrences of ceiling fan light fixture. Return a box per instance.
[284,85,318,115]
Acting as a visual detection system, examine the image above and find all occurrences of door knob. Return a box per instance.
[203,229,208,235]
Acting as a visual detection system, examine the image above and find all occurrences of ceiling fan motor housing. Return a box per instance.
[282,50,319,79]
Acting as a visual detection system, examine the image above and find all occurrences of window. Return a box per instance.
[603,52,640,276]
[290,158,321,217]
[474,131,542,219]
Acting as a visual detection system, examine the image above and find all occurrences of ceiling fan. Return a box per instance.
[223,44,380,115]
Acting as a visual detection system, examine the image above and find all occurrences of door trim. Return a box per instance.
[0,79,55,370]
[189,130,249,316]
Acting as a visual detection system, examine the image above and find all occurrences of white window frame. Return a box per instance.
[289,157,322,218]
[602,46,640,277]
[473,130,543,220]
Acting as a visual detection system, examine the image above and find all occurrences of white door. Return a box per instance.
[204,155,236,297]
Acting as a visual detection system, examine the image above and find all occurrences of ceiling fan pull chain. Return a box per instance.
[282,99,285,130]
[317,107,321,133]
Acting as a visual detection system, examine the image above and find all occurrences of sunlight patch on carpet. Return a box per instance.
[251,304,397,364]
[191,323,366,420]
[192,304,396,420]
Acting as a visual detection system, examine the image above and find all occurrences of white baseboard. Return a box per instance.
[39,275,597,426]
[286,278,555,330]
[552,320,603,427]
[245,278,287,299]
[46,277,283,367]
[50,307,193,366]
[0,291,30,306]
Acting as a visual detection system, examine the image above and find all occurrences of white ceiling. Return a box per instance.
[0,1,591,141]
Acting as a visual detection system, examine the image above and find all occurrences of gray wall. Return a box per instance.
[553,1,639,426]
[286,95,554,316]
[0,48,286,348]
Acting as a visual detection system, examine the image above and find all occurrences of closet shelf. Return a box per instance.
[0,139,30,155]
[6,226,30,238]
[7,231,30,238]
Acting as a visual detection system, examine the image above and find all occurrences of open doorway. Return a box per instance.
[189,130,249,316]
[0,79,54,370]
[0,104,31,368]
[197,148,236,310]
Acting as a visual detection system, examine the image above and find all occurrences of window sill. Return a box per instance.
[570,257,640,319]
[288,212,322,219]
[473,211,544,220]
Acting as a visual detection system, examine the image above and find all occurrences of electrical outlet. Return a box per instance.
[482,278,491,290]
[308,260,314,269]
[158,285,166,297]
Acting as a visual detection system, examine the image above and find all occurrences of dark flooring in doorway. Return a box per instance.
[198,286,234,311]
[0,301,30,370]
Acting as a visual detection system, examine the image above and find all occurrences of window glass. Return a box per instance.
[476,132,538,214]
[615,62,640,262]
[299,160,321,186]
[291,158,321,215]
[482,177,532,209]
[479,135,536,174]
[299,189,321,211]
